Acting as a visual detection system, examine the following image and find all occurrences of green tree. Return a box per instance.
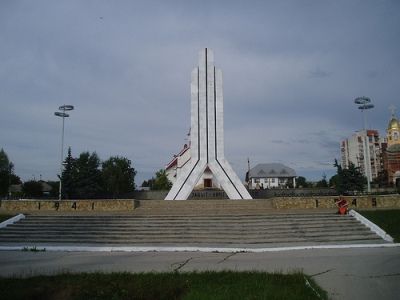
[151,169,172,190]
[22,180,43,198]
[61,147,74,199]
[0,148,14,197]
[334,159,366,195]
[329,174,339,189]
[102,156,136,198]
[316,173,329,188]
[296,176,309,188]
[10,174,21,185]
[46,181,59,198]
[141,178,155,189]
[72,151,102,199]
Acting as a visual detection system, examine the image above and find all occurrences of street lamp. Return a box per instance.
[354,97,374,193]
[54,105,74,200]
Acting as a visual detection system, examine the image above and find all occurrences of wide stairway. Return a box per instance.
[0,200,390,249]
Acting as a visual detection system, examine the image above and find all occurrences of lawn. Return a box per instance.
[0,214,15,223]
[0,270,327,300]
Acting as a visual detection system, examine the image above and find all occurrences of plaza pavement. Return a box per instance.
[1,245,400,300]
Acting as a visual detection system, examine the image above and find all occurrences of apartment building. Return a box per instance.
[340,130,383,183]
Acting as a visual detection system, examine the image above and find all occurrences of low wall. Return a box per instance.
[133,188,339,200]
[0,195,399,213]
[0,199,137,213]
[272,195,400,209]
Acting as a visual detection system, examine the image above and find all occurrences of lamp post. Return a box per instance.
[54,105,74,201]
[354,97,374,193]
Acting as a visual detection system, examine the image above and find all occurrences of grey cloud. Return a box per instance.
[1,0,399,185]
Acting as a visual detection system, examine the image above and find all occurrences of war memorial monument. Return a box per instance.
[165,48,252,200]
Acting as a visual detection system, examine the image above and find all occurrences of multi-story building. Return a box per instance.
[341,107,400,187]
[340,130,383,183]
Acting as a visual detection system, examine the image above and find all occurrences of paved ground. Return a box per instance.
[1,245,399,300]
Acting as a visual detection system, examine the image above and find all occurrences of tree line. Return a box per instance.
[60,148,136,199]
[0,148,137,199]
[296,160,367,194]
[2,146,389,199]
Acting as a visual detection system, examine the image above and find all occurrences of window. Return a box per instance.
[204,179,212,188]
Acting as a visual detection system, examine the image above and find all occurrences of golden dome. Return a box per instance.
[387,116,400,130]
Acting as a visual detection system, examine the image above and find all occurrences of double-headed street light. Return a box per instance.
[355,97,374,130]
[54,105,74,201]
[354,97,374,193]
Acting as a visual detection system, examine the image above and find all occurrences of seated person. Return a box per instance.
[334,195,348,214]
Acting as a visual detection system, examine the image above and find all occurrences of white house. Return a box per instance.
[247,163,296,189]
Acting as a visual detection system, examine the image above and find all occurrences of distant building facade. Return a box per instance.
[247,163,296,189]
[340,106,400,187]
[384,108,400,186]
[340,130,384,183]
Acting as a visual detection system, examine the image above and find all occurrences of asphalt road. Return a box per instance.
[1,246,399,300]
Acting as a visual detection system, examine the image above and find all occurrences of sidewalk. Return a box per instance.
[1,246,399,300]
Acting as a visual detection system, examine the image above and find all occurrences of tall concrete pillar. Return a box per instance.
[165,48,252,200]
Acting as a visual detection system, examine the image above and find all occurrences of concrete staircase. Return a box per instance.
[0,200,390,248]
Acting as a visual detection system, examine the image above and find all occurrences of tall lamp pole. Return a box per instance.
[354,97,374,193]
[54,105,74,201]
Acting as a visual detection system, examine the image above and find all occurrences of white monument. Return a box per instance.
[165,48,252,200]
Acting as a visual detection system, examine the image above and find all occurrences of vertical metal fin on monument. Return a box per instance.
[165,49,252,200]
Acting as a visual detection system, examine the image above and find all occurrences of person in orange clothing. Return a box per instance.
[334,195,348,214]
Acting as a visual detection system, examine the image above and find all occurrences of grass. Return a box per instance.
[0,270,327,300]
[0,214,15,223]
[357,209,400,242]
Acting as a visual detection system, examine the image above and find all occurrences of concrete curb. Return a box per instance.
[349,209,394,242]
[0,213,25,229]
[1,243,399,253]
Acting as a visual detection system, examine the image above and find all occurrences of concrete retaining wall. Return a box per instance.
[133,188,339,200]
[272,195,400,209]
[0,195,399,213]
[0,199,137,213]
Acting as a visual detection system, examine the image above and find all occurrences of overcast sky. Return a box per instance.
[1,0,400,186]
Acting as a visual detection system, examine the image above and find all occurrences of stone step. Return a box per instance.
[0,226,382,242]
[10,214,360,224]
[0,222,373,236]
[0,212,371,223]
[1,222,364,232]
[2,214,365,231]
[0,229,379,240]
[0,212,389,248]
